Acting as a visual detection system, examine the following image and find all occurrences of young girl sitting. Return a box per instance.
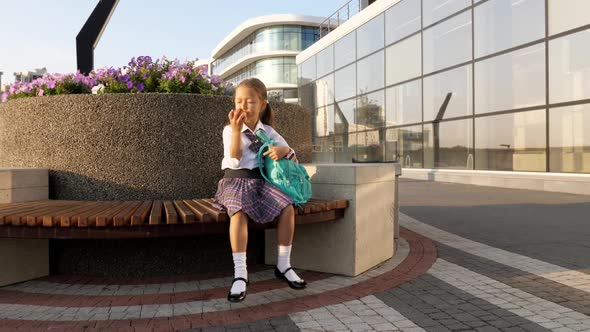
[213,78,306,303]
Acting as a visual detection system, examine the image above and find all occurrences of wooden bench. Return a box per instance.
[0,198,348,239]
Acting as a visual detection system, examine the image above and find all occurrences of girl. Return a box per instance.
[213,78,306,303]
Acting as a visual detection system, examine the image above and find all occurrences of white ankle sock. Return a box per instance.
[230,252,247,294]
[277,245,303,282]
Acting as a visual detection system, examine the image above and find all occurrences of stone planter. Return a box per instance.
[0,94,311,200]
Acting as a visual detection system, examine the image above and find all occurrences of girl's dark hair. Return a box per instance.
[234,78,275,127]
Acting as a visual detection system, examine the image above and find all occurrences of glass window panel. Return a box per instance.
[283,32,301,50]
[357,14,385,59]
[549,29,590,104]
[549,0,590,36]
[423,12,472,74]
[385,79,422,126]
[385,0,421,45]
[315,74,334,107]
[284,62,297,85]
[475,43,545,114]
[475,0,545,58]
[334,133,357,163]
[423,64,472,121]
[550,104,590,173]
[335,32,356,69]
[424,119,474,169]
[356,90,385,130]
[335,99,356,134]
[357,50,385,95]
[317,45,334,78]
[475,110,546,171]
[386,33,421,86]
[284,25,300,33]
[312,136,335,163]
[299,56,316,85]
[299,83,316,111]
[423,0,471,27]
[385,126,424,167]
[314,104,335,137]
[335,63,356,102]
[356,129,385,162]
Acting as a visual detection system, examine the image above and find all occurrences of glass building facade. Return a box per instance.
[212,24,319,101]
[299,0,590,173]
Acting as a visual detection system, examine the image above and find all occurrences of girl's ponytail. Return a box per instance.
[260,102,275,127]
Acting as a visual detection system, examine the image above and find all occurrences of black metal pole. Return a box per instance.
[76,0,120,75]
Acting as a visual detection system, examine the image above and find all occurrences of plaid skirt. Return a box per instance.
[213,178,293,224]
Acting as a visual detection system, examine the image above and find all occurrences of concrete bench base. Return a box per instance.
[0,168,49,286]
[265,163,401,277]
[0,239,49,286]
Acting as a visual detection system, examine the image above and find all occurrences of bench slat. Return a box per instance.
[11,202,76,226]
[58,202,103,227]
[163,201,178,225]
[149,201,163,225]
[73,202,119,227]
[333,199,349,209]
[0,201,58,225]
[192,199,227,223]
[182,200,213,223]
[38,202,92,227]
[131,201,153,226]
[95,202,130,227]
[113,201,144,226]
[173,200,195,224]
[309,198,337,210]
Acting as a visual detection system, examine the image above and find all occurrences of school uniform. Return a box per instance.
[213,120,296,223]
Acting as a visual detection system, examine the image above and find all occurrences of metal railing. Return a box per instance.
[319,0,362,38]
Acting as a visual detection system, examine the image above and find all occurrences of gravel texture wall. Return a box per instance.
[0,94,311,200]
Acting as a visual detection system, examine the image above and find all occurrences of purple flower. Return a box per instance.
[47,80,56,89]
[179,75,186,83]
[1,93,7,103]
[212,85,218,91]
[127,81,134,89]
[137,83,145,92]
[37,89,44,97]
[210,75,222,84]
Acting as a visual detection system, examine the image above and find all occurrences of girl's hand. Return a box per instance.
[263,145,290,161]
[228,109,246,132]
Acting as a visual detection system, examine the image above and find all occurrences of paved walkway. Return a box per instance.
[1,179,589,331]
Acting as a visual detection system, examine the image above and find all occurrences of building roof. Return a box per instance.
[211,14,327,59]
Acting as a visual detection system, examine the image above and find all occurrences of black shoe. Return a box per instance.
[227,277,249,303]
[275,266,307,289]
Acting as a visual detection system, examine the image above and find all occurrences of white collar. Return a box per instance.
[241,120,265,133]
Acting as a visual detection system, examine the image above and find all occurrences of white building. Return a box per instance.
[14,68,47,83]
[210,14,328,103]
[298,0,590,195]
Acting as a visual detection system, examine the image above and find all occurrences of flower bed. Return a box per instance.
[1,56,230,103]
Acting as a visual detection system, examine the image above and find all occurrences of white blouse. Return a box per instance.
[221,120,295,170]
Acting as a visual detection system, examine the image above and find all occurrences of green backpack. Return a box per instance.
[256,130,312,207]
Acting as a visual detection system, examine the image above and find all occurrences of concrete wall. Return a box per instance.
[0,168,49,286]
[0,94,311,200]
[265,163,401,276]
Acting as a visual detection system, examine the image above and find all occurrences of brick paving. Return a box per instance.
[1,180,589,331]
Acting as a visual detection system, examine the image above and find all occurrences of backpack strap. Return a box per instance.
[255,130,276,184]
[256,142,273,184]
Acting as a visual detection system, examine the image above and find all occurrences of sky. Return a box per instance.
[0,0,345,85]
